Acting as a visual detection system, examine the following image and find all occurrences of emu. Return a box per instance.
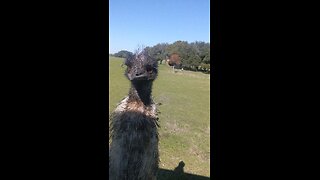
[109,50,159,180]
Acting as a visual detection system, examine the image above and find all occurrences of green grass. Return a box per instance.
[109,56,210,177]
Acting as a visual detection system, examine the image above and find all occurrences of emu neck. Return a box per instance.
[128,81,153,106]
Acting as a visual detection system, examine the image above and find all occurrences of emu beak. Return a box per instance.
[130,72,148,81]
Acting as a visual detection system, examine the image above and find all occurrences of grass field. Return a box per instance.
[109,56,210,177]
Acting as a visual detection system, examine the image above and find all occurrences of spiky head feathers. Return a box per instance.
[124,51,158,81]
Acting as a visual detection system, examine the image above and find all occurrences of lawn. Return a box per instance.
[109,56,210,177]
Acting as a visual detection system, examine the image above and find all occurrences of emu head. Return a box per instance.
[124,51,158,82]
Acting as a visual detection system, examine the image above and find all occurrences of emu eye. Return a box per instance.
[146,65,153,72]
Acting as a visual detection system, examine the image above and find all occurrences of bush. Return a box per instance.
[114,50,133,58]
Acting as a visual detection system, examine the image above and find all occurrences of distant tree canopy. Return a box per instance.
[144,41,210,73]
[168,53,181,68]
[114,50,133,58]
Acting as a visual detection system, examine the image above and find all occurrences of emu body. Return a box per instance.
[109,51,159,180]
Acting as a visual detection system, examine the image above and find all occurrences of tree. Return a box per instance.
[145,43,168,64]
[142,40,210,73]
[203,53,210,64]
[114,50,133,58]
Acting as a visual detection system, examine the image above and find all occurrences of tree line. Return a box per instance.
[111,40,210,73]
[111,50,133,59]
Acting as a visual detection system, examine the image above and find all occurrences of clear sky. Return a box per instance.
[109,0,210,54]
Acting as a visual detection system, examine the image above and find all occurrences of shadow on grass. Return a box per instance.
[157,161,210,180]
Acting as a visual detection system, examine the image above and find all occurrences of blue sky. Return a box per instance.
[109,0,210,54]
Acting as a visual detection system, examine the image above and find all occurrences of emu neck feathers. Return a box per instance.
[128,81,153,106]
